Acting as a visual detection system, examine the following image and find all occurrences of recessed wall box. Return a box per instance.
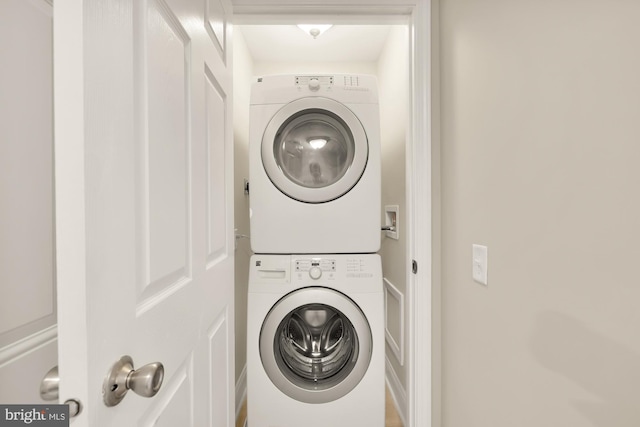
[384,205,399,240]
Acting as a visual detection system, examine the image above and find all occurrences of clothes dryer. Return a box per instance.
[249,74,381,254]
[247,254,384,427]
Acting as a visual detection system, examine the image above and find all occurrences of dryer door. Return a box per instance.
[261,97,368,203]
[259,287,372,404]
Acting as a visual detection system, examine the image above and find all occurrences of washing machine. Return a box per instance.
[249,74,381,254]
[247,254,384,427]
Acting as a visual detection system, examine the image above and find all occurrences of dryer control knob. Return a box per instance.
[308,79,320,91]
[309,266,322,280]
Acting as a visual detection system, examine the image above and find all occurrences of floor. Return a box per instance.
[235,386,404,427]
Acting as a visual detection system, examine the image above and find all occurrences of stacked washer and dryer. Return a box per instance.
[247,74,384,427]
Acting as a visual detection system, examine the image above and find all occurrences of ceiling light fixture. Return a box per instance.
[297,24,333,39]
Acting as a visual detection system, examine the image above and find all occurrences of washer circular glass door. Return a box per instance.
[262,97,368,203]
[259,287,373,404]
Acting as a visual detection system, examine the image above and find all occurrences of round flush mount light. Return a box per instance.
[297,24,333,39]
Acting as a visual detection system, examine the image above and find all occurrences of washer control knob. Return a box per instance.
[309,266,322,280]
[308,78,320,91]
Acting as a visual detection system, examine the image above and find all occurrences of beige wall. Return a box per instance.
[233,28,254,392]
[439,1,640,426]
[377,25,410,395]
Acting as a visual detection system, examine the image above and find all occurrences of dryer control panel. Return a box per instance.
[295,75,334,87]
[251,74,378,105]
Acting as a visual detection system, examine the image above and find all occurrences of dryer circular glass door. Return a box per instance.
[262,97,368,203]
[259,287,373,404]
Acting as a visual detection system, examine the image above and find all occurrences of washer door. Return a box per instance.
[260,287,373,404]
[262,97,368,203]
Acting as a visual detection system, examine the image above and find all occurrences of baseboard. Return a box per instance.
[235,364,247,419]
[385,355,407,426]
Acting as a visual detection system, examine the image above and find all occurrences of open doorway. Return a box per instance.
[232,23,412,424]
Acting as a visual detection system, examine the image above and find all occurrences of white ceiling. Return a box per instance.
[238,25,392,63]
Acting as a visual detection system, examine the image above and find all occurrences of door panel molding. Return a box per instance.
[204,64,229,268]
[205,0,228,61]
[139,354,194,426]
[0,326,57,367]
[207,308,230,426]
[135,0,193,303]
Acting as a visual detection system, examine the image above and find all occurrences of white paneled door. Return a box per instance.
[54,0,234,425]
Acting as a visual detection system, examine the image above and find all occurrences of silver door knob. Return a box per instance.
[103,356,164,407]
[39,366,83,417]
[40,366,60,401]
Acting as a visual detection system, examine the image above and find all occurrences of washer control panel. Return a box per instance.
[295,259,336,280]
[250,255,381,288]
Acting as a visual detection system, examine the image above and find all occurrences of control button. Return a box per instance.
[309,266,322,280]
[309,78,320,91]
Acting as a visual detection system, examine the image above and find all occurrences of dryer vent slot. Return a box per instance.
[343,76,360,87]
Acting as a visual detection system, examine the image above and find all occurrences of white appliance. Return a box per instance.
[247,254,384,427]
[249,74,381,254]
